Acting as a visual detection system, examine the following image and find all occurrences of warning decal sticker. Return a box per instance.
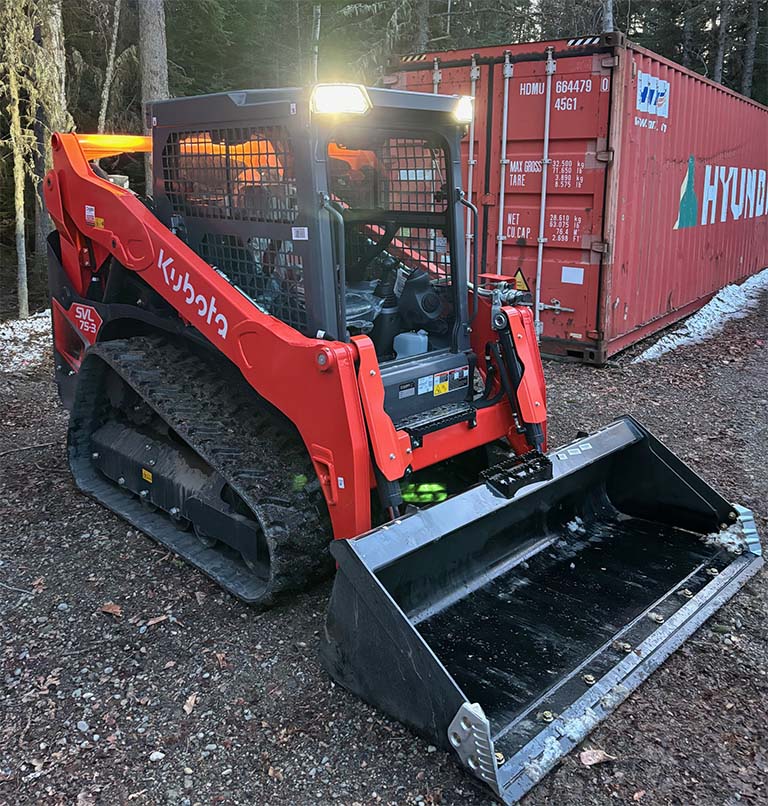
[84,205,104,229]
[141,468,153,483]
[433,366,470,397]
[513,269,530,292]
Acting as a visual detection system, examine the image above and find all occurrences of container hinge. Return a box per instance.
[502,52,514,79]
[596,149,614,164]
[591,241,610,254]
[601,55,619,69]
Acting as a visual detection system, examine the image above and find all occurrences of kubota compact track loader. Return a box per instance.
[45,84,762,803]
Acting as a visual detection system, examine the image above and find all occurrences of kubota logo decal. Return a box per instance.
[674,156,768,229]
[157,248,228,338]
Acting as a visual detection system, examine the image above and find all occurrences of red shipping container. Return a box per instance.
[390,33,768,363]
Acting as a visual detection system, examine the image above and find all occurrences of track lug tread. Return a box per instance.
[68,336,333,605]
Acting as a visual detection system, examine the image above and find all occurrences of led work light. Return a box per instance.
[310,84,372,115]
[453,95,474,124]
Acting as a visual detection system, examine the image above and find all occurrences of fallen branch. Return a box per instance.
[0,580,33,595]
[0,441,56,458]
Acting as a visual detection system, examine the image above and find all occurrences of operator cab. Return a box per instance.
[151,84,476,426]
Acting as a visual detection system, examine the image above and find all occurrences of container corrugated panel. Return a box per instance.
[389,34,768,363]
[606,46,768,354]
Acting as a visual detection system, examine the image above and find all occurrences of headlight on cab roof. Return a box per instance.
[454,95,474,124]
[310,84,372,115]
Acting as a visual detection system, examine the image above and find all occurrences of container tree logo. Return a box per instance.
[674,155,699,229]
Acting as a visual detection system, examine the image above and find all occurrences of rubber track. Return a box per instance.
[68,335,333,605]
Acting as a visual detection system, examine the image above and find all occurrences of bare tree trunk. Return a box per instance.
[538,0,562,40]
[8,61,29,319]
[98,0,122,133]
[681,4,694,69]
[415,0,430,51]
[34,107,48,259]
[311,4,321,82]
[713,0,730,84]
[741,0,759,96]
[33,16,47,259]
[138,0,169,193]
[602,0,614,33]
[47,0,67,132]
[295,0,302,83]
[33,0,68,259]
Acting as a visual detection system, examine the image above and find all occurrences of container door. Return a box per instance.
[488,52,613,360]
[392,57,492,278]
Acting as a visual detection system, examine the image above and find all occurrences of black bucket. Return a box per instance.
[320,417,762,804]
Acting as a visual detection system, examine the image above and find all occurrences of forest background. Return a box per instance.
[1,0,765,317]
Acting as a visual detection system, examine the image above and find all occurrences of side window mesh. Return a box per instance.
[162,127,297,223]
[199,234,307,333]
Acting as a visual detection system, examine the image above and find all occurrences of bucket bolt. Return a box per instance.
[540,710,555,723]
[495,751,506,765]
[582,673,596,686]
[706,567,720,577]
[91,452,99,460]
[139,490,149,499]
[729,510,738,521]
[614,641,632,653]
[649,612,665,624]
[678,588,694,599]
[117,476,125,486]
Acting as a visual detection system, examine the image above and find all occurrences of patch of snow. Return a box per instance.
[702,522,747,555]
[0,311,52,372]
[566,516,586,536]
[632,267,768,363]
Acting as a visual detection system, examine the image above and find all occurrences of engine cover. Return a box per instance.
[379,349,474,421]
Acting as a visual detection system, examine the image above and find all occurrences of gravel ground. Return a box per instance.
[1,300,766,806]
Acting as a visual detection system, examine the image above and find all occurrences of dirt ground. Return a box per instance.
[1,299,766,806]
